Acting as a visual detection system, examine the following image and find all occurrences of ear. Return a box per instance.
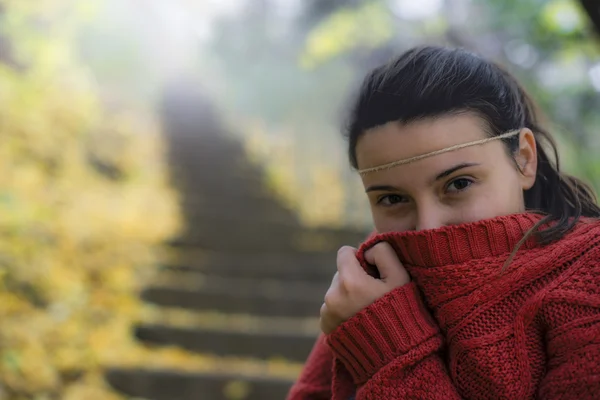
[514,128,537,190]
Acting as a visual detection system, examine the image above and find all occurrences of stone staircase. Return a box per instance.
[105,83,368,399]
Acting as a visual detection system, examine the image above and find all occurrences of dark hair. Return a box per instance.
[346,45,600,245]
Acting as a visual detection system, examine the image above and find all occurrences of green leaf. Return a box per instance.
[300,2,394,69]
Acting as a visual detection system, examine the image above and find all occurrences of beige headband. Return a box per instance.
[358,129,521,176]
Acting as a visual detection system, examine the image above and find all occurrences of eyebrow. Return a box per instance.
[364,162,480,193]
[365,184,398,193]
[434,162,480,182]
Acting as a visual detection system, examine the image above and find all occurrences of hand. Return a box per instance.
[320,242,411,334]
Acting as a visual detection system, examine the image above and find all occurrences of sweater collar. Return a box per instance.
[357,212,545,269]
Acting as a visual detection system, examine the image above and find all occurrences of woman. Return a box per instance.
[287,46,600,399]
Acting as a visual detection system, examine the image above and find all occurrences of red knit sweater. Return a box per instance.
[287,213,600,399]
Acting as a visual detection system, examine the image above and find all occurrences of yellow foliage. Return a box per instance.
[300,2,394,69]
[305,165,346,226]
[242,119,371,229]
[0,1,181,398]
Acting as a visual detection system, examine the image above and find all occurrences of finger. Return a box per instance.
[319,303,329,333]
[320,318,337,334]
[331,271,339,287]
[336,246,366,279]
[364,242,410,283]
[319,303,340,334]
[324,272,339,300]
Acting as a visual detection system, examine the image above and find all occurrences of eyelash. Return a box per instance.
[377,194,408,206]
[376,177,475,206]
[445,177,474,193]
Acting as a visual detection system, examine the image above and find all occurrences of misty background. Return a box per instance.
[1,1,599,399]
[80,0,600,229]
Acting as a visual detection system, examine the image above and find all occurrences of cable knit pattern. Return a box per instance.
[287,213,600,400]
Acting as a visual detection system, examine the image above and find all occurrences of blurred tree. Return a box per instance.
[466,0,600,187]
[297,0,362,34]
[0,1,181,398]
[205,0,374,228]
[202,0,600,230]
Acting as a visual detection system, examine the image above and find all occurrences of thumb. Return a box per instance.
[364,242,410,284]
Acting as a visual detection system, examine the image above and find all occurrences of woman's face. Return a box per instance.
[356,113,538,233]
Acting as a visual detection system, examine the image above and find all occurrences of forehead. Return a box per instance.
[356,114,491,171]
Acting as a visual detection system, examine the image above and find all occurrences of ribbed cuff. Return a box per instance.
[326,283,439,385]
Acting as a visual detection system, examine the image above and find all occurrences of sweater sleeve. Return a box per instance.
[327,283,463,399]
[537,263,600,399]
[287,333,333,400]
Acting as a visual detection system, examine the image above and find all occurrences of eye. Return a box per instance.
[377,194,409,206]
[446,177,473,193]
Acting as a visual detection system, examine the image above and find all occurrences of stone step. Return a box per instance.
[141,286,324,318]
[181,203,298,227]
[149,272,330,300]
[167,147,268,179]
[171,166,268,193]
[168,151,264,176]
[169,144,258,169]
[190,136,248,154]
[162,251,338,280]
[182,191,292,214]
[166,155,258,179]
[175,182,276,205]
[140,306,320,336]
[165,120,245,146]
[169,225,368,253]
[134,324,318,362]
[167,135,246,153]
[164,264,334,280]
[106,369,294,400]
[171,172,267,193]
[183,186,276,204]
